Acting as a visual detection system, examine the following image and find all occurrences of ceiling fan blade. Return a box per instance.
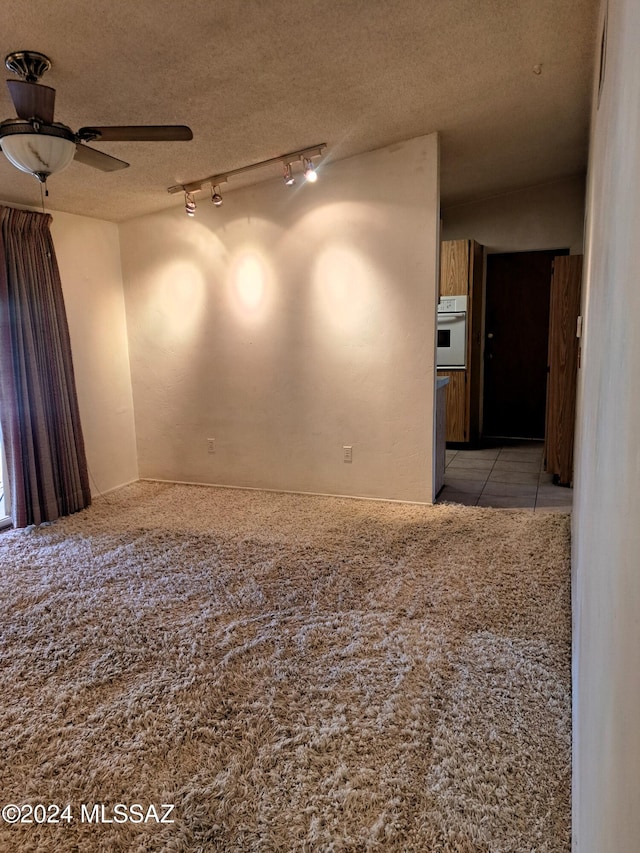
[77,125,193,142]
[74,143,129,172]
[6,79,56,123]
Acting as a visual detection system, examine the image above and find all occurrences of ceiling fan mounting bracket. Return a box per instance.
[5,51,52,83]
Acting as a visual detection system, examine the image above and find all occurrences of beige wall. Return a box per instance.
[49,211,138,494]
[572,0,640,849]
[119,134,440,502]
[441,175,585,254]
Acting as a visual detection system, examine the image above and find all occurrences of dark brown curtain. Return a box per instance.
[0,206,91,528]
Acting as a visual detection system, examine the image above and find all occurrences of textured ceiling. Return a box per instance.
[0,0,599,223]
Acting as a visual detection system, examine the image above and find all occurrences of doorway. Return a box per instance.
[482,249,568,439]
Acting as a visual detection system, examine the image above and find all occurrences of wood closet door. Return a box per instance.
[545,255,583,485]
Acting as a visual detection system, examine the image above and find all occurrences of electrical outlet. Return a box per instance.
[207,438,215,454]
[343,445,353,463]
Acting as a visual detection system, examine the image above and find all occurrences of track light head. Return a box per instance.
[185,192,197,216]
[211,185,223,206]
[283,163,295,186]
[303,158,317,183]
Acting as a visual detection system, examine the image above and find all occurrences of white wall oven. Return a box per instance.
[437,295,467,369]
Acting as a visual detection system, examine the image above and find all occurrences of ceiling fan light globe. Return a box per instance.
[1,131,76,179]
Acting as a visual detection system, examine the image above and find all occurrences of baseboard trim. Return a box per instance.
[138,477,433,508]
[90,477,140,499]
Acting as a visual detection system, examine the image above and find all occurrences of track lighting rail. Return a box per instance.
[168,143,326,195]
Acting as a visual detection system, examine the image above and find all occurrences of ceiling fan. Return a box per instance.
[0,50,193,187]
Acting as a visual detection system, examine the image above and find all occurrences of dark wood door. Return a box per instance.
[545,255,583,484]
[483,250,567,439]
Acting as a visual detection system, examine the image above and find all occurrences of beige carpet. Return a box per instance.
[0,482,571,852]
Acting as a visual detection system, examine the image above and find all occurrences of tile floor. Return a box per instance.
[436,440,573,512]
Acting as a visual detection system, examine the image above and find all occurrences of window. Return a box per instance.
[0,418,9,526]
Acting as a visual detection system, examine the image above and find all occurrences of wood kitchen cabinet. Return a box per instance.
[440,240,471,297]
[437,370,467,442]
[437,239,484,444]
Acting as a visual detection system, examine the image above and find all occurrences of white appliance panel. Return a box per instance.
[437,295,467,368]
